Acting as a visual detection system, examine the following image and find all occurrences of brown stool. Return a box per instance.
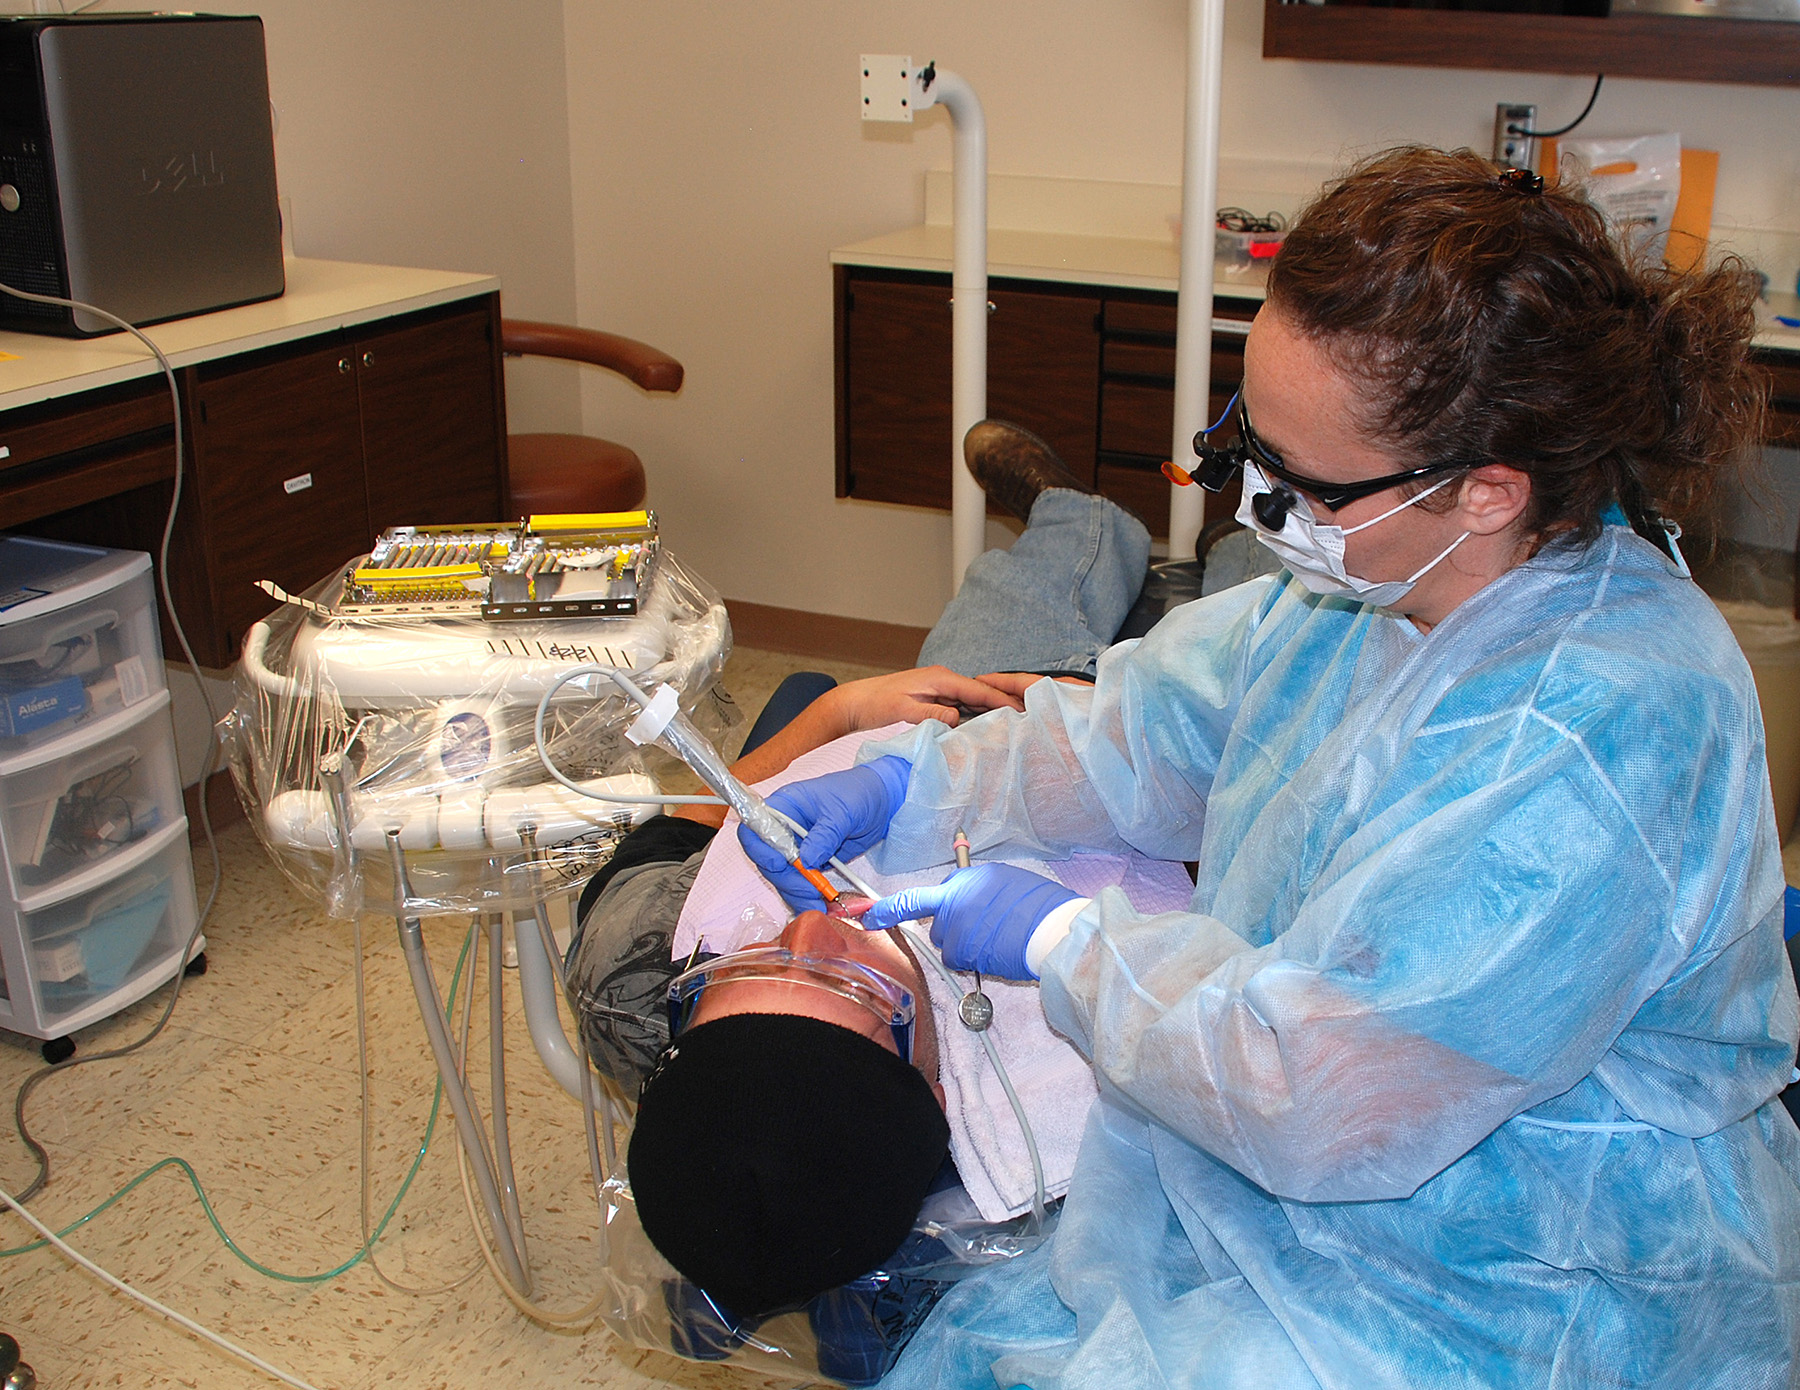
[501,319,684,516]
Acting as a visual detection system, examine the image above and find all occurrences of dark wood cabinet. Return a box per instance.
[837,272,1101,512]
[836,265,1255,539]
[356,307,506,532]
[190,339,371,654]
[1261,0,1800,86]
[837,262,1800,545]
[10,293,506,666]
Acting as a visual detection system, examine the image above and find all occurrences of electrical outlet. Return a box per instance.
[861,55,914,122]
[1493,103,1538,173]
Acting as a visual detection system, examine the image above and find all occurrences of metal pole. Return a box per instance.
[1169,0,1228,563]
[386,832,532,1293]
[486,911,529,1264]
[925,68,989,592]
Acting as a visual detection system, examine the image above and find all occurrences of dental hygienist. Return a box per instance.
[742,147,1800,1388]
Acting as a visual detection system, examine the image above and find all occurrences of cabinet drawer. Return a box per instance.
[1104,340,1176,380]
[1102,338,1247,390]
[1101,382,1175,457]
[7,820,196,1035]
[0,382,172,474]
[0,690,181,904]
[1101,382,1241,459]
[1760,352,1800,448]
[1101,297,1258,339]
[1105,300,1179,337]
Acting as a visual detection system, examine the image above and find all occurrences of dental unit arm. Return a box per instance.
[536,665,840,904]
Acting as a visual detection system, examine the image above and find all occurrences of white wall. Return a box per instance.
[562,0,1800,628]
[253,0,584,435]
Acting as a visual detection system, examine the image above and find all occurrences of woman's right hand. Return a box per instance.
[738,755,914,910]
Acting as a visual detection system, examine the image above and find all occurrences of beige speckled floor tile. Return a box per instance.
[2,1023,244,1161]
[58,1349,274,1390]
[244,924,497,1082]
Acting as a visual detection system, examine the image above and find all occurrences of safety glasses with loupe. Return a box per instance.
[1172,393,1474,532]
[666,946,917,1062]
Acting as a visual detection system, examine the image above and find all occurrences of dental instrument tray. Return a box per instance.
[274,511,662,622]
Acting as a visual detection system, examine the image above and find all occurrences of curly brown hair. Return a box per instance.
[1265,146,1765,547]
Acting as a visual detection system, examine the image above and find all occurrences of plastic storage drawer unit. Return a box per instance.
[0,537,196,1052]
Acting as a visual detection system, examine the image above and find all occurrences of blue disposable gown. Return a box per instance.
[862,524,1800,1388]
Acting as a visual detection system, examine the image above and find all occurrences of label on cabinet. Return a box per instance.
[283,472,314,495]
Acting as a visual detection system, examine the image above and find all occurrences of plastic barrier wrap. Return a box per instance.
[590,1162,1054,1387]
[224,547,736,917]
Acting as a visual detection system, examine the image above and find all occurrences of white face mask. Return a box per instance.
[1236,462,1470,609]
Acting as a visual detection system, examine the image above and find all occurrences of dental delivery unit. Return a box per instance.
[228,512,733,915]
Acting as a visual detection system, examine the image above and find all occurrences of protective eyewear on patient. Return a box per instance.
[1188,401,1470,513]
[667,946,917,1061]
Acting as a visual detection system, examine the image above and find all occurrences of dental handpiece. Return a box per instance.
[614,671,841,904]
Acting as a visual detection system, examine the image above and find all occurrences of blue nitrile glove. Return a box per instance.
[864,863,1077,980]
[738,755,912,911]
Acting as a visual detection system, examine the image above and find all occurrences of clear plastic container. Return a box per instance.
[8,819,196,1036]
[0,689,182,901]
[0,538,165,751]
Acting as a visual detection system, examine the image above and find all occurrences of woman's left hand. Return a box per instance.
[863,862,1078,979]
[832,665,1027,732]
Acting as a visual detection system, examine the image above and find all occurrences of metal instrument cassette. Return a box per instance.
[263,512,662,623]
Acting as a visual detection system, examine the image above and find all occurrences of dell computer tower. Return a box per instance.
[0,14,284,337]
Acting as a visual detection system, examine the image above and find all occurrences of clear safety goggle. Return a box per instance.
[666,946,917,1061]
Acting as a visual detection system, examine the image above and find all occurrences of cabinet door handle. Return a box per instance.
[361,351,375,368]
[337,358,352,374]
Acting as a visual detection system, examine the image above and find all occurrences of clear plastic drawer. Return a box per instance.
[0,542,165,752]
[21,822,195,1032]
[0,690,182,902]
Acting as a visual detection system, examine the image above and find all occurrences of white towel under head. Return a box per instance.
[671,725,1195,1221]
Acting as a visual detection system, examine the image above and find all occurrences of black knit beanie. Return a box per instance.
[628,1013,949,1318]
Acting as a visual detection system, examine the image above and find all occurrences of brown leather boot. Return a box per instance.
[962,419,1096,524]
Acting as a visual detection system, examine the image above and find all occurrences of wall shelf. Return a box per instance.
[1262,1,1800,86]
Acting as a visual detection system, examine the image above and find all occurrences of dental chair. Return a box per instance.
[501,320,684,516]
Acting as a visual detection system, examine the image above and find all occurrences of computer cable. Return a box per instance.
[1507,74,1603,141]
[0,276,225,1207]
[0,1179,325,1390]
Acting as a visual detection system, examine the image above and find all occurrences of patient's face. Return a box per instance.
[688,911,942,1100]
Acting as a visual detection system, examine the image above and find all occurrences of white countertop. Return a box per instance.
[832,225,1800,354]
[831,224,1270,300]
[0,257,501,413]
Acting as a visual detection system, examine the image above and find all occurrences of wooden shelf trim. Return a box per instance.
[1262,2,1800,85]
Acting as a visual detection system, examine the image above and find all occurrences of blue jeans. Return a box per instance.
[918,490,1151,678]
